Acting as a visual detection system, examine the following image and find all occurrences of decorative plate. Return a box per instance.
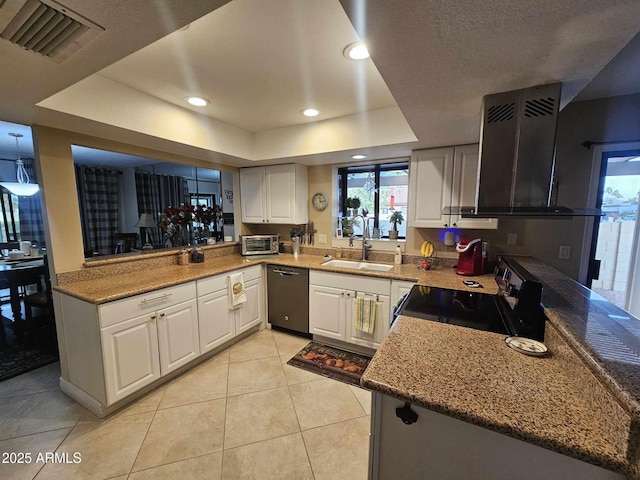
[504,336,549,357]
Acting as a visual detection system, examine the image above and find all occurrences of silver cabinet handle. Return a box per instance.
[139,293,172,306]
[273,269,300,276]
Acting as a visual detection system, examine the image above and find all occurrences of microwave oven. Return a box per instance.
[240,234,280,256]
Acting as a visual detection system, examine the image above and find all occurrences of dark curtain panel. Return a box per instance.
[135,172,189,247]
[75,165,121,256]
[17,159,45,248]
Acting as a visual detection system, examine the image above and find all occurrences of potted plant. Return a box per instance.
[345,197,361,217]
[388,211,404,239]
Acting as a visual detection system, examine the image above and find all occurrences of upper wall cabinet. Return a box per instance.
[408,145,498,230]
[240,164,308,224]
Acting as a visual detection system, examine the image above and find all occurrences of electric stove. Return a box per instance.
[396,256,545,340]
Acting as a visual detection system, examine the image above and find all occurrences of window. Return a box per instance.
[338,162,409,239]
[0,192,20,242]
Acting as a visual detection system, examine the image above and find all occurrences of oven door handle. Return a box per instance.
[391,292,410,326]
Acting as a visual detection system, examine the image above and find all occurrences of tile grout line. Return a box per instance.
[220,348,231,479]
[126,391,162,476]
[35,422,77,480]
[276,338,318,479]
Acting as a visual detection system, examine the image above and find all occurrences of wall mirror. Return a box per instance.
[72,146,235,260]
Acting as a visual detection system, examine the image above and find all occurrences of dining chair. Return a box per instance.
[114,233,138,254]
[24,256,52,321]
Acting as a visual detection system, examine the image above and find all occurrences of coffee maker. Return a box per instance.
[455,238,484,275]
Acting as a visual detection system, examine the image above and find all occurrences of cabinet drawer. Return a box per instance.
[197,265,262,297]
[98,282,196,328]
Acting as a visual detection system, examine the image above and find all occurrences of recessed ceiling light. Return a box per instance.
[186,96,209,107]
[302,108,320,117]
[351,154,368,160]
[344,42,370,60]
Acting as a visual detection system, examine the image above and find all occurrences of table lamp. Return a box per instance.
[135,213,156,250]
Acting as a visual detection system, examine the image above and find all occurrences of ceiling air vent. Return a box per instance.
[0,0,104,62]
[486,103,515,123]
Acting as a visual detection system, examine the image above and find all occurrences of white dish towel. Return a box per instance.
[354,295,379,334]
[228,272,246,308]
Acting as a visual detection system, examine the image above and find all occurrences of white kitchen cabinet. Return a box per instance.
[236,276,263,334]
[451,145,499,229]
[370,392,622,480]
[309,271,391,349]
[238,167,266,223]
[156,299,200,375]
[346,293,390,349]
[101,312,161,404]
[309,283,347,341]
[197,265,264,353]
[240,163,308,224]
[391,280,416,306]
[198,288,236,354]
[408,147,455,228]
[408,145,497,230]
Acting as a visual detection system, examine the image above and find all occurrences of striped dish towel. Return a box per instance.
[354,295,379,334]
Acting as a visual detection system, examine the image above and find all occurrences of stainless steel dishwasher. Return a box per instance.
[267,264,309,335]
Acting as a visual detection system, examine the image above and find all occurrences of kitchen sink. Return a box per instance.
[321,259,394,272]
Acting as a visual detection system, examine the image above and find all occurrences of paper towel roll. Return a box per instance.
[444,231,455,247]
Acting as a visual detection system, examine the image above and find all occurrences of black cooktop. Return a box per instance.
[397,285,509,335]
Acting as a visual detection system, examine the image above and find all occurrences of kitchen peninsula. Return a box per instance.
[53,247,640,478]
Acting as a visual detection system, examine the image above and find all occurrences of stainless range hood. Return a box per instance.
[449,83,601,218]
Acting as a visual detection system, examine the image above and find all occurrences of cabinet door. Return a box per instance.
[266,164,296,224]
[451,145,498,230]
[101,313,160,404]
[347,293,390,349]
[408,147,455,228]
[240,167,266,223]
[236,277,263,335]
[309,284,346,341]
[198,289,235,354]
[157,299,200,375]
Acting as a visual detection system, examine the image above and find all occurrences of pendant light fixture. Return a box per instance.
[1,133,39,196]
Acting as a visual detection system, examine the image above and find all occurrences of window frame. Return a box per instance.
[338,161,408,239]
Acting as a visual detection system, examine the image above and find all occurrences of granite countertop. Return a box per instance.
[54,253,497,304]
[362,317,633,476]
[362,257,640,478]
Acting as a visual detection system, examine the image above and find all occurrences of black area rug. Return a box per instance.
[0,346,58,382]
[287,342,371,387]
[0,315,59,383]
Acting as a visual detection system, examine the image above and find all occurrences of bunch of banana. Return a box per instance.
[419,285,431,296]
[421,239,434,258]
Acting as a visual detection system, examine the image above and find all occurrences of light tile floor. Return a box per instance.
[0,329,372,480]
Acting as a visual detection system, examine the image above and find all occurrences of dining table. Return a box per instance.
[0,256,46,349]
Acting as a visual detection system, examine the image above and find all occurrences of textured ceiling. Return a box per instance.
[0,0,639,167]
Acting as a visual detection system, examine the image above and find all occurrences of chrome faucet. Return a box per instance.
[350,214,372,261]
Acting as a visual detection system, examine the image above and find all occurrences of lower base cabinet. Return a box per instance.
[197,265,263,355]
[101,312,161,404]
[370,392,623,480]
[309,271,391,349]
[59,266,265,415]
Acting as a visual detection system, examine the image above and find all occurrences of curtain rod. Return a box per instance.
[582,140,640,149]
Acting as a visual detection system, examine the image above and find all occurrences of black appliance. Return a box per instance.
[396,256,545,341]
[267,265,310,335]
